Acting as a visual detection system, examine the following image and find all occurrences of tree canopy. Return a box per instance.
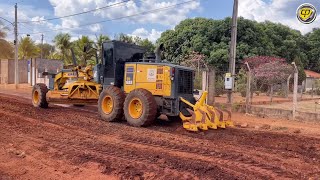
[18,37,39,59]
[0,20,14,59]
[158,17,319,73]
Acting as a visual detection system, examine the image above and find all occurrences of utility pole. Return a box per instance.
[292,62,298,120]
[227,0,238,104]
[14,3,18,89]
[40,34,44,59]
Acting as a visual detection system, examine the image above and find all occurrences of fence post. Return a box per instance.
[245,62,251,114]
[207,68,215,106]
[292,62,298,120]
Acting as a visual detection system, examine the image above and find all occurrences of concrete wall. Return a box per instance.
[250,106,320,122]
[19,60,28,83]
[0,60,8,84]
[6,60,28,84]
[0,59,63,85]
[32,59,63,87]
[36,59,63,74]
[8,60,14,84]
[305,77,315,92]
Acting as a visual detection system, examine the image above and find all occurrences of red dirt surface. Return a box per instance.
[0,93,320,179]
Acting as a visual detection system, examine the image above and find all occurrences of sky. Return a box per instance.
[0,0,319,44]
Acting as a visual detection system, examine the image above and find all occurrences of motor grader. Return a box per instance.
[32,49,101,108]
[32,40,233,131]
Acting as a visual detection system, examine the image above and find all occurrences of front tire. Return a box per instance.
[32,83,48,108]
[124,89,157,127]
[98,86,125,122]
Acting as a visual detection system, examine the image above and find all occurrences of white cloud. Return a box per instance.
[0,0,199,43]
[130,28,162,43]
[89,24,101,32]
[239,0,320,34]
[49,0,200,29]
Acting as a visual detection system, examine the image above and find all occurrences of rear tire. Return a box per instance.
[32,83,48,108]
[124,89,157,127]
[98,86,125,122]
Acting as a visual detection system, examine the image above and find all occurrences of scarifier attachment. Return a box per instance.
[179,91,233,132]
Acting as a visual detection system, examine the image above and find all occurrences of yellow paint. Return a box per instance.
[101,95,113,114]
[33,90,39,104]
[46,65,101,104]
[179,91,233,132]
[124,63,171,96]
[128,98,143,119]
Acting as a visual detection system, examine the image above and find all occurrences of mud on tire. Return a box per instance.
[32,83,49,108]
[124,88,157,127]
[98,86,125,122]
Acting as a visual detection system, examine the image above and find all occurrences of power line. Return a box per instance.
[19,0,133,23]
[18,22,33,32]
[20,0,198,35]
[0,17,14,25]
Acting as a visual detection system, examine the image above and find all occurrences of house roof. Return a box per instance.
[304,70,320,78]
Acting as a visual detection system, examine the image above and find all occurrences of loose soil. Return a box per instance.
[0,92,319,179]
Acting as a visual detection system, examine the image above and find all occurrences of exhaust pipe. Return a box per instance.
[155,44,164,63]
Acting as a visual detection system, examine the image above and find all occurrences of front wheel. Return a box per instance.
[98,86,125,122]
[124,89,157,127]
[32,83,48,108]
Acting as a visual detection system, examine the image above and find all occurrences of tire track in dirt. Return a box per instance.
[0,97,266,179]
[1,94,320,179]
[120,135,297,179]
[0,110,237,179]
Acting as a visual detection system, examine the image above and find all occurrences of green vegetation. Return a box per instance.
[158,17,320,73]
[2,16,320,85]
[18,37,40,59]
[0,21,14,59]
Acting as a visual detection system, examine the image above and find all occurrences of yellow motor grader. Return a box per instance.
[32,41,233,131]
[32,49,101,108]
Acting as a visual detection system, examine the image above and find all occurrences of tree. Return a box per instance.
[115,33,155,55]
[135,37,155,54]
[253,61,293,102]
[157,17,311,74]
[306,28,320,71]
[73,36,95,66]
[37,43,55,59]
[0,20,14,59]
[116,33,134,43]
[18,37,39,59]
[244,56,286,69]
[53,33,72,64]
[94,34,110,61]
[48,51,62,60]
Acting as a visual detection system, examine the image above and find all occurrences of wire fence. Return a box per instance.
[194,67,320,121]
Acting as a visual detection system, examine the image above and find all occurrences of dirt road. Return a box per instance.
[0,93,319,180]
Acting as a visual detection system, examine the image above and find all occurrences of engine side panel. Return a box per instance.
[124,63,172,97]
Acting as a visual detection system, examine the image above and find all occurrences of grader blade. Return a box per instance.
[179,91,232,132]
[179,109,199,132]
[206,105,225,129]
[216,108,234,127]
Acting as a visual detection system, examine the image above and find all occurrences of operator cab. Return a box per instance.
[95,41,145,88]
